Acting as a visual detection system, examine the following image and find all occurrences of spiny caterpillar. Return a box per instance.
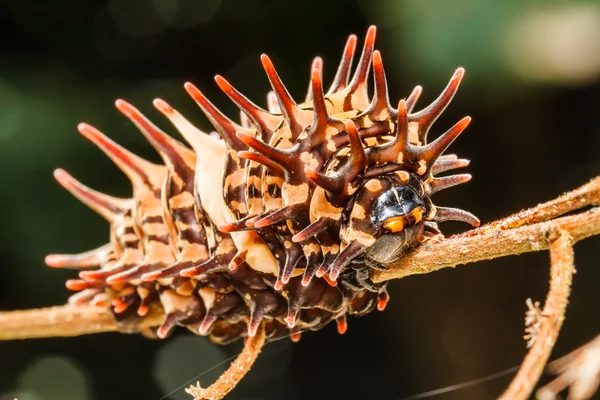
[46,26,479,344]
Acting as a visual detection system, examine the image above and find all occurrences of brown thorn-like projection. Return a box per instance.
[327,34,357,95]
[346,25,376,97]
[411,67,465,143]
[214,75,280,136]
[183,82,247,150]
[261,54,303,136]
[305,56,323,101]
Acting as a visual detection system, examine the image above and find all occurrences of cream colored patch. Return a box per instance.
[396,170,410,182]
[351,203,367,219]
[302,241,320,255]
[224,164,246,190]
[159,289,193,313]
[326,139,336,152]
[143,222,170,236]
[215,238,236,256]
[299,152,319,169]
[229,200,248,214]
[365,179,382,192]
[408,122,421,145]
[175,280,195,296]
[322,243,340,255]
[397,151,404,163]
[417,160,427,175]
[284,240,292,249]
[283,183,310,204]
[343,228,376,246]
[309,188,343,221]
[197,287,216,309]
[169,191,195,209]
[144,242,176,264]
[179,243,208,262]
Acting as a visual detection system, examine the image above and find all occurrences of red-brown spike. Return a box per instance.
[412,67,465,142]
[65,279,106,291]
[237,150,285,173]
[77,123,163,188]
[420,116,471,166]
[228,250,248,271]
[310,68,329,129]
[336,315,348,334]
[140,260,194,281]
[183,82,247,150]
[79,262,132,281]
[292,218,329,242]
[286,306,299,328]
[434,206,480,227]
[347,26,376,94]
[290,328,302,342]
[377,289,390,311]
[214,75,279,136]
[304,167,340,193]
[157,312,185,339]
[328,240,368,281]
[431,158,470,175]
[45,243,112,269]
[117,99,194,175]
[235,131,289,169]
[305,56,323,101]
[247,308,264,337]
[405,85,423,113]
[53,169,130,221]
[366,50,391,116]
[180,257,226,277]
[327,34,357,94]
[217,215,259,233]
[261,54,302,135]
[198,312,218,335]
[429,174,472,194]
[67,288,103,305]
[106,264,160,284]
[253,204,304,228]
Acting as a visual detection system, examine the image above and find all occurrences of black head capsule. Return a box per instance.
[362,179,431,266]
[371,185,427,232]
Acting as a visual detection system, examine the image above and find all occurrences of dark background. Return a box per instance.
[1,0,599,399]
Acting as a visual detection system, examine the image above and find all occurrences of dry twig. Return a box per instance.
[499,230,575,400]
[185,325,266,400]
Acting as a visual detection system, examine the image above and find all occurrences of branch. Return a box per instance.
[0,305,163,340]
[374,176,600,282]
[499,230,575,400]
[185,325,266,400]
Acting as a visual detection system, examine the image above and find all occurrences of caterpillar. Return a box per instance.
[46,25,479,344]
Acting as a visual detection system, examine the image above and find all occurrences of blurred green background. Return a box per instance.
[1,0,599,399]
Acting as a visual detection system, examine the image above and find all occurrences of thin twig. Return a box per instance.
[0,305,164,340]
[499,230,575,400]
[537,334,600,400]
[185,325,266,400]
